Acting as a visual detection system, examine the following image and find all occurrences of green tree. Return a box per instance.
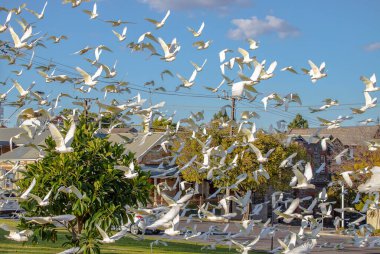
[212,132,306,194]
[212,110,230,122]
[17,114,152,253]
[287,114,309,129]
[175,123,307,195]
[151,117,175,132]
[59,109,128,129]
[328,146,380,211]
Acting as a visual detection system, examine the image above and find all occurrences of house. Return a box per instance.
[287,125,380,197]
[0,128,49,190]
[0,127,41,153]
[288,125,380,147]
[0,127,173,193]
[289,125,380,167]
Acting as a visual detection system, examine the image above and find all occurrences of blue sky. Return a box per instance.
[0,0,379,129]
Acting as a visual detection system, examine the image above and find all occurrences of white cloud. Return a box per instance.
[228,15,299,40]
[364,42,380,52]
[139,0,251,12]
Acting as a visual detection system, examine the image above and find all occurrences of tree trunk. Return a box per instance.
[243,202,251,220]
[77,216,84,235]
[69,221,78,243]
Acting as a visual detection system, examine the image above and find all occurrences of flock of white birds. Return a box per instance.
[0,1,380,254]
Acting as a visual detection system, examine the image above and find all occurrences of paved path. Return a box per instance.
[149,220,380,253]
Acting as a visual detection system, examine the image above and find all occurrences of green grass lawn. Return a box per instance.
[0,219,240,254]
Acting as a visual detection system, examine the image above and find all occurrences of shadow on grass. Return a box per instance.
[0,234,239,254]
[0,219,239,254]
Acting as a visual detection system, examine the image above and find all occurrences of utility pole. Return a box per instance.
[230,97,236,137]
[148,88,152,107]
[84,99,89,124]
[74,97,97,126]
[270,195,278,251]
[231,98,236,121]
[0,102,4,127]
[228,97,237,214]
[219,91,240,214]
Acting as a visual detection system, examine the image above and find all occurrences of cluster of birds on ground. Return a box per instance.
[0,1,379,254]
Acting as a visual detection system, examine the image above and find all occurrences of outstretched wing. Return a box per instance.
[64,120,76,147]
[157,37,170,55]
[248,143,263,159]
[95,224,109,240]
[75,67,91,83]
[110,228,129,240]
[48,123,65,148]
[292,168,307,185]
[21,177,36,198]
[145,18,159,25]
[308,60,320,75]
[8,27,21,46]
[29,193,43,204]
[161,10,171,24]
[69,185,83,199]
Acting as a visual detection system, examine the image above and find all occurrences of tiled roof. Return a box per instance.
[96,127,138,134]
[288,125,380,146]
[0,127,38,145]
[108,132,165,162]
[0,131,49,161]
[0,130,166,162]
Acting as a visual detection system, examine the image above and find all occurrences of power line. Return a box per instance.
[5,52,328,128]
[2,46,370,128]
[15,49,371,108]
[238,100,322,126]
[16,50,223,100]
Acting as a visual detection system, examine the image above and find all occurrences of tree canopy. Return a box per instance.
[59,108,128,129]
[175,122,307,196]
[151,117,175,132]
[17,115,152,253]
[288,114,309,129]
[328,146,380,211]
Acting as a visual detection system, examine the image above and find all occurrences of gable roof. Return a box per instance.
[0,131,49,161]
[288,125,380,146]
[0,131,166,162]
[0,127,39,145]
[108,132,165,162]
[96,127,138,134]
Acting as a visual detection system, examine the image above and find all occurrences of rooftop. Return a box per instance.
[288,125,380,146]
[0,129,165,162]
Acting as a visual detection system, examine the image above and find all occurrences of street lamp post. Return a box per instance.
[270,196,278,251]
[341,184,345,228]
